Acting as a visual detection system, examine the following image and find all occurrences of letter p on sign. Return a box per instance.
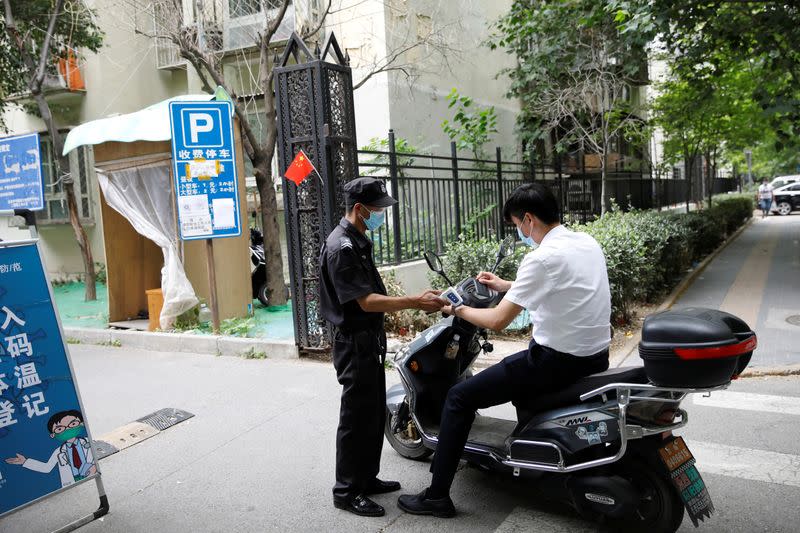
[180,107,223,147]
[189,113,214,143]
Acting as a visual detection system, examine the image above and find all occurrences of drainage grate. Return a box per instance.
[136,407,195,431]
[787,315,800,327]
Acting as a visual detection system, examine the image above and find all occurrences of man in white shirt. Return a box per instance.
[757,178,773,218]
[398,183,611,518]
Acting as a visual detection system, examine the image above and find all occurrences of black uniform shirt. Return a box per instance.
[319,218,387,329]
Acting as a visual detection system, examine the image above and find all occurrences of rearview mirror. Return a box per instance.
[424,251,444,273]
[498,235,516,259]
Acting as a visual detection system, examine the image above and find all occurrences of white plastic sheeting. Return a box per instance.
[97,162,198,329]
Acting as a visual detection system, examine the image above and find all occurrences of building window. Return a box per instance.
[230,0,262,18]
[37,137,94,225]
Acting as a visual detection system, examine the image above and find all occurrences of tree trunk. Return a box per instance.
[705,150,713,209]
[684,154,691,213]
[33,91,97,301]
[4,0,95,300]
[255,40,287,307]
[254,156,287,306]
[600,156,607,215]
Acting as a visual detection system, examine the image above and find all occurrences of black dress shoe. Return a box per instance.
[333,494,385,517]
[365,478,401,495]
[397,488,456,518]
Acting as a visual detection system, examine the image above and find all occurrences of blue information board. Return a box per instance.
[0,133,44,212]
[169,101,241,240]
[0,242,100,517]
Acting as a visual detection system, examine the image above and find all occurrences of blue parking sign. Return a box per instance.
[169,101,241,240]
[0,133,44,212]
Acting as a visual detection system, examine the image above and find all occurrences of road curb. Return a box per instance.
[63,326,299,359]
[610,217,755,368]
[739,364,800,378]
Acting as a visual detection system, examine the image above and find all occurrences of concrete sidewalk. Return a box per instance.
[675,213,800,367]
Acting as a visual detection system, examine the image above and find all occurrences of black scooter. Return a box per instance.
[385,236,755,532]
[250,228,269,306]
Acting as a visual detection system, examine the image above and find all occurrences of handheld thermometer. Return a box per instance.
[441,287,464,308]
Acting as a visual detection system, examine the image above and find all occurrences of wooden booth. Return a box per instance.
[91,124,251,328]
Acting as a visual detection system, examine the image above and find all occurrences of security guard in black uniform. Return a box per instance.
[320,177,444,517]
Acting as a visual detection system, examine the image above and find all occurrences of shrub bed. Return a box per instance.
[386,195,753,333]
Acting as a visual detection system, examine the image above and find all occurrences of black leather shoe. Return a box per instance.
[333,494,385,517]
[365,478,401,495]
[397,488,456,518]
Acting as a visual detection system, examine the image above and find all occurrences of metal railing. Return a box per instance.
[357,130,740,265]
[358,132,530,265]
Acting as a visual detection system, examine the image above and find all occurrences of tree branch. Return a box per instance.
[265,0,292,42]
[300,0,332,40]
[181,41,262,161]
[33,0,66,91]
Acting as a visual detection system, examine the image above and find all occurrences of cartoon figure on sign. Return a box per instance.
[4,410,95,487]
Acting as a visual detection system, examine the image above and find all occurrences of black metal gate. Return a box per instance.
[275,32,358,353]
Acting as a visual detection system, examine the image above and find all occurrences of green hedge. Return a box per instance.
[429,196,753,326]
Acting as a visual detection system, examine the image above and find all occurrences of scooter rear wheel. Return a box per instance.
[609,457,684,533]
[256,284,270,307]
[384,406,433,460]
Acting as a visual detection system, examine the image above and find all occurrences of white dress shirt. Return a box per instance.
[504,225,611,356]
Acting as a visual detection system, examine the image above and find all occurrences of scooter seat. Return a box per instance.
[513,366,649,425]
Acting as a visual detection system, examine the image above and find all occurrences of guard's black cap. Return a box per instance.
[344,177,397,208]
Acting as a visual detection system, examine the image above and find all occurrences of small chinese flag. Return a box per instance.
[284,150,316,185]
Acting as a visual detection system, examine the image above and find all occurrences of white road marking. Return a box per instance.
[692,441,800,488]
[692,391,800,416]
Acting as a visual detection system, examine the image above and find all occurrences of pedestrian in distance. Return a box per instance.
[319,177,444,517]
[757,178,774,218]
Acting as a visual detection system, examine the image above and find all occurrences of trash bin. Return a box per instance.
[145,288,164,331]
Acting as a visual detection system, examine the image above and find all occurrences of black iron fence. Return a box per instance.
[356,130,739,265]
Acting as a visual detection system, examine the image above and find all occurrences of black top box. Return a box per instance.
[638,307,756,388]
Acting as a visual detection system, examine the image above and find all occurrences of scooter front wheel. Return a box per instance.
[384,406,433,460]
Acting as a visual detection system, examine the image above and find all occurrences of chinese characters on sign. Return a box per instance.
[0,243,99,517]
[169,101,241,240]
[0,133,45,211]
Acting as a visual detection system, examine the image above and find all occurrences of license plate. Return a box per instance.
[658,437,715,526]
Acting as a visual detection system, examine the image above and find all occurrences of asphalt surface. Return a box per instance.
[1,345,799,533]
[676,212,800,367]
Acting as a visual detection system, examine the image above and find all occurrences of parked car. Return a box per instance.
[773,182,800,215]
[770,175,800,190]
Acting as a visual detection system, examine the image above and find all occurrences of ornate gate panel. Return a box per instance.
[275,33,358,353]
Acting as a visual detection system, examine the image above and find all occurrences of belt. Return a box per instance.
[334,323,382,335]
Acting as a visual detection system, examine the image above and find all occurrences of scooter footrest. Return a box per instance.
[508,440,562,465]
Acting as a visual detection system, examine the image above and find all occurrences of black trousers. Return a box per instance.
[331,328,387,501]
[428,338,609,498]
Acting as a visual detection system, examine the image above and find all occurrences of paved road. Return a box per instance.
[676,212,800,367]
[1,345,799,532]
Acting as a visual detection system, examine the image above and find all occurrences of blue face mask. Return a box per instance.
[517,218,537,248]
[360,207,386,232]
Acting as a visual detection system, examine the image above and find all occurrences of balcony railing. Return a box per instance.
[43,51,86,93]
[154,1,300,70]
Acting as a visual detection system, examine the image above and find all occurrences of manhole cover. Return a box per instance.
[787,315,800,327]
